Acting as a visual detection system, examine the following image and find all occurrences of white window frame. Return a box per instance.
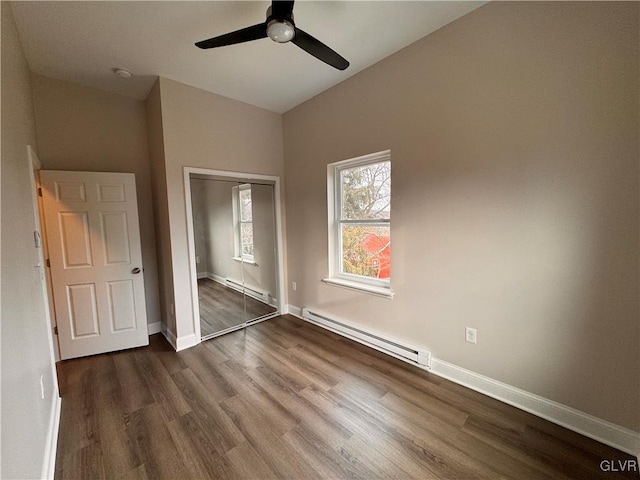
[232,183,255,264]
[323,150,393,298]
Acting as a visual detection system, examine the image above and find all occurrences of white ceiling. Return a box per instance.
[12,1,484,113]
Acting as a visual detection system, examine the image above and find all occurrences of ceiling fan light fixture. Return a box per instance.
[266,19,295,43]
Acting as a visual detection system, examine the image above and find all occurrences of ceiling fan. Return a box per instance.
[195,0,349,71]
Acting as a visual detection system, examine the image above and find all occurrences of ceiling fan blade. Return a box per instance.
[195,23,267,49]
[292,28,349,70]
[271,0,295,20]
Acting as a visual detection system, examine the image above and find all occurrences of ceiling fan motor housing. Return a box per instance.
[266,7,295,43]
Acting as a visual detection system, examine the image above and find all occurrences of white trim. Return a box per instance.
[147,321,162,335]
[285,304,303,318]
[232,256,257,266]
[322,277,394,298]
[196,272,208,280]
[183,172,203,342]
[288,303,640,458]
[176,333,199,352]
[430,359,640,458]
[183,167,287,345]
[161,325,197,351]
[41,394,61,479]
[27,145,61,363]
[207,272,226,285]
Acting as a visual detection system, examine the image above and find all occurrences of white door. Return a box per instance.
[40,170,149,360]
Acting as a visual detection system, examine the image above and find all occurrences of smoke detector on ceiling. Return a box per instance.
[112,68,132,79]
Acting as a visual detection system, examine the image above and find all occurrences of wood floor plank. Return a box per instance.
[94,359,141,477]
[54,315,637,480]
[338,433,435,479]
[225,442,279,480]
[177,348,237,403]
[149,334,189,375]
[131,348,192,422]
[166,411,240,480]
[381,392,556,480]
[329,385,501,480]
[216,359,300,435]
[283,424,377,480]
[129,404,188,480]
[247,363,354,446]
[220,394,321,479]
[113,351,154,413]
[170,368,245,453]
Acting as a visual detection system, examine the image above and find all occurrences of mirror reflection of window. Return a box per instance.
[233,184,254,263]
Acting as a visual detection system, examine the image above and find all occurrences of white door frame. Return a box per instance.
[183,167,286,342]
[27,145,61,363]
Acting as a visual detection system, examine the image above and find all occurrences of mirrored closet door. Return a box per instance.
[189,174,279,339]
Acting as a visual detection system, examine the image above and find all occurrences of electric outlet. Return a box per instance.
[292,281,297,291]
[170,303,175,316]
[39,374,45,399]
[219,260,222,268]
[465,327,477,344]
[196,255,201,264]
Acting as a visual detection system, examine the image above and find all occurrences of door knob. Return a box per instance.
[132,267,141,274]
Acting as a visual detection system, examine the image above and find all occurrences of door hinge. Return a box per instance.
[38,187,42,197]
[46,258,50,268]
[54,326,58,335]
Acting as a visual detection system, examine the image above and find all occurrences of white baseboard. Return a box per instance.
[207,272,226,285]
[41,394,61,479]
[147,321,162,335]
[197,272,208,280]
[160,326,198,352]
[289,303,640,458]
[285,304,303,318]
[430,359,640,458]
[175,333,199,352]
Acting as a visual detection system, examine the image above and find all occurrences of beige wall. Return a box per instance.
[154,77,285,343]
[283,2,639,431]
[145,80,175,335]
[1,3,59,478]
[31,75,161,328]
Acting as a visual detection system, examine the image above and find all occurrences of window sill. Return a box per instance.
[322,277,394,298]
[232,256,257,266]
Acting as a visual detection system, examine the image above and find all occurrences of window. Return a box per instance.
[324,150,392,297]
[232,184,254,262]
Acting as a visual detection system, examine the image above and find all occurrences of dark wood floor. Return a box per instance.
[54,315,636,479]
[198,278,276,336]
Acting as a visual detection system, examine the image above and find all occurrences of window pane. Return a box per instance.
[341,161,390,220]
[239,188,252,221]
[341,224,390,279]
[241,223,253,257]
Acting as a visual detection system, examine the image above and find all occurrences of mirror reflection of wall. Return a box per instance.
[190,177,277,339]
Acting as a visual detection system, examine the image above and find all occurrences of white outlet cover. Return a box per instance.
[465,327,477,344]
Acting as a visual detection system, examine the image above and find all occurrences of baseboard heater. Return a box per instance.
[301,307,431,369]
[225,278,270,304]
